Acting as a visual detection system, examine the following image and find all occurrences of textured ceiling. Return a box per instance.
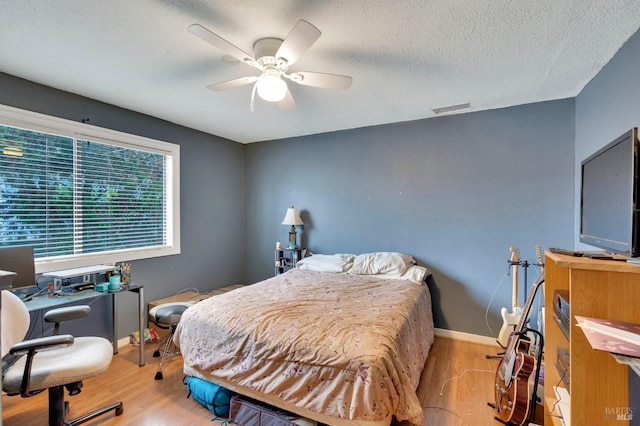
[1,0,640,143]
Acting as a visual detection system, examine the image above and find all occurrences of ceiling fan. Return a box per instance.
[188,20,353,111]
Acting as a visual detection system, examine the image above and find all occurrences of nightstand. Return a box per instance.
[275,248,305,275]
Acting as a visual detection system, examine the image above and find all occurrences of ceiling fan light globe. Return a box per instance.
[256,75,287,102]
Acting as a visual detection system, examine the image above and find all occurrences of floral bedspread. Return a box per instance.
[174,269,434,425]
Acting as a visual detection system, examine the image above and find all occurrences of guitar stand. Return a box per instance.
[526,328,544,425]
[520,259,545,297]
[487,255,543,360]
[489,328,544,426]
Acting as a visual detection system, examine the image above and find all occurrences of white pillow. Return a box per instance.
[349,252,416,276]
[401,265,430,283]
[373,265,431,284]
[296,254,355,273]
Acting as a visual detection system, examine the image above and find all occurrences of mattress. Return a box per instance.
[174,268,434,425]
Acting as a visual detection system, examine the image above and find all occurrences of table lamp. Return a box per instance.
[282,206,303,249]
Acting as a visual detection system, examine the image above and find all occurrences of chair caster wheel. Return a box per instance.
[116,404,124,416]
[153,349,160,357]
[154,371,163,380]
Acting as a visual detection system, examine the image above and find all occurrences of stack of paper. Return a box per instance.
[575,316,640,358]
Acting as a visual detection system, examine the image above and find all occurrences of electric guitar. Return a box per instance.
[535,243,544,275]
[493,271,544,425]
[498,247,521,348]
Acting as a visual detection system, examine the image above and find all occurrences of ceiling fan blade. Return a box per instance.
[275,20,321,65]
[292,72,353,90]
[188,24,259,67]
[277,88,296,111]
[207,76,259,91]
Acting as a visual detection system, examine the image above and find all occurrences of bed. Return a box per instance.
[174,252,434,426]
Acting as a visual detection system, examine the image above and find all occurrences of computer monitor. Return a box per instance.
[0,245,37,290]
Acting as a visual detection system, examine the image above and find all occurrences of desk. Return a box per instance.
[23,284,145,367]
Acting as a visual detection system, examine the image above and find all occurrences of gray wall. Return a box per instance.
[575,29,640,250]
[0,73,246,339]
[245,100,575,336]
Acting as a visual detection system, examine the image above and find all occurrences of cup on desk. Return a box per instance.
[108,275,121,291]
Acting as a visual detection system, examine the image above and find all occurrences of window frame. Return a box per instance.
[0,104,181,273]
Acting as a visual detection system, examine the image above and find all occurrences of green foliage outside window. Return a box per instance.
[0,124,166,259]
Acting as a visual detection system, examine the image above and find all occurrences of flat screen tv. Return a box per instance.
[580,127,639,258]
[0,245,37,290]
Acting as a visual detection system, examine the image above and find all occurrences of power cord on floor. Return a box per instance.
[439,368,495,396]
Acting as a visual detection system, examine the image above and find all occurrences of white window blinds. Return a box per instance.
[0,105,180,272]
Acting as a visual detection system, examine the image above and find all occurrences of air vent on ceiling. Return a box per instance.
[432,101,471,115]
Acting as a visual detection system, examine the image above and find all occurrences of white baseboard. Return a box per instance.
[117,336,131,349]
[434,328,500,347]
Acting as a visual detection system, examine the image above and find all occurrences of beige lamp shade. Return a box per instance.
[281,206,303,226]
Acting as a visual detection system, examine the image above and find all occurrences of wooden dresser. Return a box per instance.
[544,251,640,425]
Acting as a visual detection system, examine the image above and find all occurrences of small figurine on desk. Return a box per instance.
[116,263,131,288]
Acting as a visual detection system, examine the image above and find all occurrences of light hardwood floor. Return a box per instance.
[2,336,504,426]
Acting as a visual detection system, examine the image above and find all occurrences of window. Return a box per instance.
[0,104,180,273]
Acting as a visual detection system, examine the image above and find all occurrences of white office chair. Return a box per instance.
[1,290,123,426]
